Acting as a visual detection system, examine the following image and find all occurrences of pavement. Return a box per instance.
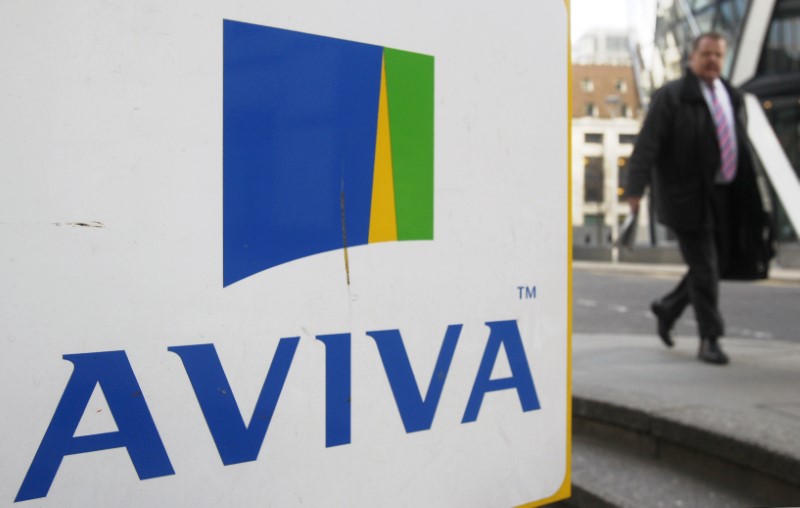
[568,261,800,506]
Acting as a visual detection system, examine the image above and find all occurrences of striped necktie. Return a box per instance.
[708,85,737,182]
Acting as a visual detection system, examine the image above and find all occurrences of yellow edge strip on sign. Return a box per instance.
[519,1,573,506]
[368,53,399,244]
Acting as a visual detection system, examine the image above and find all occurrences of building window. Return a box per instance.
[607,35,628,53]
[758,0,800,75]
[584,156,604,203]
[584,133,603,144]
[616,79,628,92]
[619,134,638,144]
[581,78,595,92]
[763,95,800,241]
[586,103,598,117]
[617,157,630,201]
[583,213,604,226]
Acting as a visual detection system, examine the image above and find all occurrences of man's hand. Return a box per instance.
[628,196,641,214]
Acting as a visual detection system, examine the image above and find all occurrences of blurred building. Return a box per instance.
[571,30,645,249]
[573,30,635,65]
[651,0,800,263]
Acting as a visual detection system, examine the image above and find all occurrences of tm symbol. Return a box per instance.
[517,286,537,300]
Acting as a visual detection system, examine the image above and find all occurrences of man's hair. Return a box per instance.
[692,32,726,51]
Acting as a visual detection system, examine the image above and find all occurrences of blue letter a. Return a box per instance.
[169,339,299,465]
[16,351,174,502]
[367,325,461,433]
[462,320,541,423]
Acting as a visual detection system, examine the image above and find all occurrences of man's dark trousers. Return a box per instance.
[656,185,734,339]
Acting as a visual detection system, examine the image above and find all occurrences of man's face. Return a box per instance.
[689,36,727,84]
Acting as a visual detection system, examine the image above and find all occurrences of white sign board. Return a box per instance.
[0,1,570,506]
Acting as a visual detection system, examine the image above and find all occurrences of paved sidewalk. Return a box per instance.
[569,261,800,503]
[572,261,800,432]
[571,332,800,502]
[574,332,800,422]
[574,332,800,444]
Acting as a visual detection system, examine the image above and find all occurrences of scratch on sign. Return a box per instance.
[340,178,351,286]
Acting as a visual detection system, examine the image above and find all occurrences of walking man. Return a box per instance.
[625,32,772,365]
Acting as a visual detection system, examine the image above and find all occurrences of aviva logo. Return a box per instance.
[223,20,434,287]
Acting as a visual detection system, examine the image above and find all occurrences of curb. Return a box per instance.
[572,391,800,493]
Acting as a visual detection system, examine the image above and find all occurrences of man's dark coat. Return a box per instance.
[625,68,773,280]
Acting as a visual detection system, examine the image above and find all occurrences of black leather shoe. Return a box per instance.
[698,337,729,365]
[650,301,674,348]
